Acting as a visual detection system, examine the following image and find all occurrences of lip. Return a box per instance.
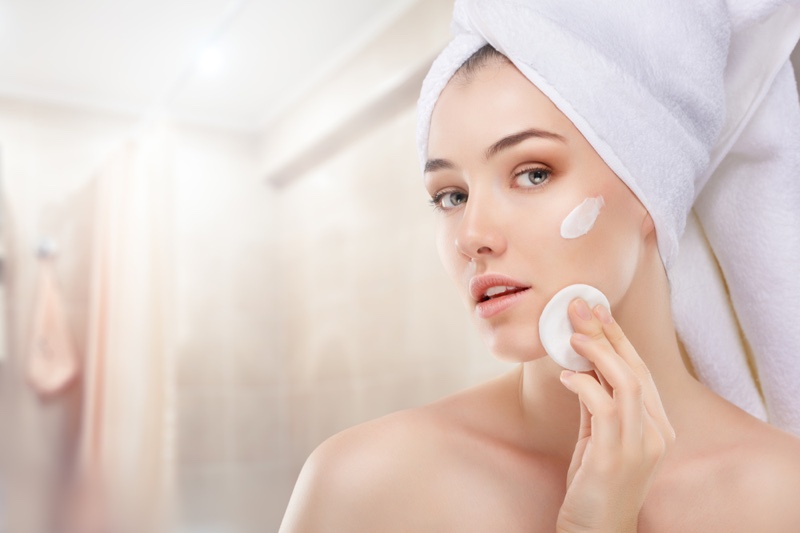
[468,273,532,320]
[475,288,530,319]
[469,273,531,303]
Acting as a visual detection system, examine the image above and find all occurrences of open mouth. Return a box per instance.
[480,286,529,302]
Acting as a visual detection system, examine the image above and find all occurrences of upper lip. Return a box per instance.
[469,273,531,302]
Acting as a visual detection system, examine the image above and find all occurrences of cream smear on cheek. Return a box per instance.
[560,195,605,238]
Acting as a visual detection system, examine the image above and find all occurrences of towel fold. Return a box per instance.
[416,0,800,436]
[686,57,800,433]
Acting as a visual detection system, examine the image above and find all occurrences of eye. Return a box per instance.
[513,167,552,188]
[429,189,467,212]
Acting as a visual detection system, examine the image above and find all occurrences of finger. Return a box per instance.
[569,300,641,402]
[570,333,643,447]
[591,303,645,376]
[592,305,674,440]
[561,371,619,452]
[593,356,643,449]
[593,369,613,397]
[593,361,643,449]
[569,299,650,451]
[566,396,591,487]
[576,381,593,442]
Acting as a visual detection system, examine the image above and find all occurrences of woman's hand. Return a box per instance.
[555,298,677,533]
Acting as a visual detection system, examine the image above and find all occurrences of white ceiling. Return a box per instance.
[0,0,417,131]
[3,2,798,133]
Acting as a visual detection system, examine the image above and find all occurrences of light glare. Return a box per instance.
[196,45,223,76]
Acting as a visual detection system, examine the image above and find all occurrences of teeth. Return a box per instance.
[484,285,517,298]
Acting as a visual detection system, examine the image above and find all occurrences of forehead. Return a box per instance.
[427,61,577,158]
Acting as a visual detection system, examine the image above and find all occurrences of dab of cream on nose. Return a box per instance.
[560,195,605,239]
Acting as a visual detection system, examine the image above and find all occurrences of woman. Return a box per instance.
[281,2,800,531]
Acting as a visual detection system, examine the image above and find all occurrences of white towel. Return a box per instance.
[416,0,800,436]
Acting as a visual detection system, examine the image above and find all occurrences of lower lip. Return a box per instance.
[475,289,530,319]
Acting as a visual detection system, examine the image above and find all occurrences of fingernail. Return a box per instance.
[594,304,613,324]
[575,299,592,320]
[573,333,591,342]
[559,370,575,383]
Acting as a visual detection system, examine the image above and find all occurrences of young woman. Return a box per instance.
[281,2,800,531]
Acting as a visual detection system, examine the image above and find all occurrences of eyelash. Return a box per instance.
[428,166,553,213]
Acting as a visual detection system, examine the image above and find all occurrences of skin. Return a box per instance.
[280,60,800,532]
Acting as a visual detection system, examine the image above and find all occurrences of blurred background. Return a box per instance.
[0,1,517,531]
[0,1,799,532]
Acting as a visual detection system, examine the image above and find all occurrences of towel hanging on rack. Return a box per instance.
[27,242,79,398]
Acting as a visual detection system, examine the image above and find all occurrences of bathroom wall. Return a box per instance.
[0,97,140,533]
[173,0,516,529]
[166,76,514,533]
[0,98,283,531]
[168,101,515,533]
[0,1,511,530]
[170,121,285,532]
[250,0,513,529]
[272,100,514,465]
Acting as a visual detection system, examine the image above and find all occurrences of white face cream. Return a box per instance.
[560,195,605,239]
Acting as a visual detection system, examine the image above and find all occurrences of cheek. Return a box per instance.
[557,192,640,301]
[513,201,576,279]
[557,194,610,266]
[435,222,460,278]
[560,195,605,238]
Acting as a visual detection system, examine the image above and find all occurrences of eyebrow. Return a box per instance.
[424,158,454,173]
[485,128,566,159]
[424,127,566,173]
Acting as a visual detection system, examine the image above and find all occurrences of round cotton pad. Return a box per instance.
[539,284,610,372]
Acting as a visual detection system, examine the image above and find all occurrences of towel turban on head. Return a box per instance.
[416,0,800,436]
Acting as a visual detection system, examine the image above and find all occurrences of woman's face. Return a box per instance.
[424,60,654,363]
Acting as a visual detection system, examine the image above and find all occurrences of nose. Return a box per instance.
[454,191,507,261]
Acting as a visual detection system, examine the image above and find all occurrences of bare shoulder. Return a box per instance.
[279,373,525,532]
[734,424,800,530]
[686,419,800,532]
[278,406,452,533]
[646,415,800,532]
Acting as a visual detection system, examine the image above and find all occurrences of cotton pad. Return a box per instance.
[539,284,610,372]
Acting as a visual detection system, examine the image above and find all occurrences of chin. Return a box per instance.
[491,351,548,365]
[483,331,549,364]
